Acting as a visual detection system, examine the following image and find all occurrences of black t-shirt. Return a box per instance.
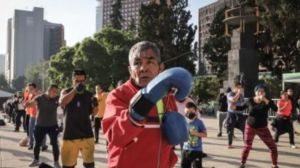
[246,98,277,128]
[63,88,97,140]
[218,93,228,112]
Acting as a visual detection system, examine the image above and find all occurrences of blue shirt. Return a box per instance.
[183,118,206,151]
[227,91,245,114]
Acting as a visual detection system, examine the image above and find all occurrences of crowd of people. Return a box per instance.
[1,41,300,168]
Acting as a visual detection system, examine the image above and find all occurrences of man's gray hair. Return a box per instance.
[128,41,161,66]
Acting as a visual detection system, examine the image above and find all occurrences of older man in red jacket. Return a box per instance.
[102,41,193,168]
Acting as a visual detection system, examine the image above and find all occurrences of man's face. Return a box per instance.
[95,85,103,94]
[72,75,86,86]
[28,86,35,93]
[233,85,242,93]
[129,49,163,87]
[48,88,58,98]
[280,92,288,100]
[255,89,265,97]
[287,89,293,96]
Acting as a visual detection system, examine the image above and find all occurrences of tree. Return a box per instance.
[12,76,26,91]
[0,73,9,89]
[48,27,137,90]
[192,76,222,101]
[25,61,50,91]
[94,28,137,87]
[110,0,123,30]
[73,37,110,90]
[257,0,300,75]
[48,46,76,89]
[202,7,230,78]
[138,0,197,74]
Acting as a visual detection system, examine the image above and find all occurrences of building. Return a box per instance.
[43,21,65,60]
[198,0,239,75]
[5,7,64,84]
[102,0,150,30]
[0,54,5,74]
[102,0,154,30]
[96,0,104,32]
[101,0,173,30]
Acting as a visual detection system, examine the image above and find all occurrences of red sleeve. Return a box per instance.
[102,89,144,147]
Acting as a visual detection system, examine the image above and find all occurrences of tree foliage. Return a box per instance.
[12,76,26,91]
[202,7,230,78]
[48,27,137,91]
[110,0,123,30]
[138,0,197,74]
[257,0,300,76]
[191,76,222,101]
[0,73,9,89]
[25,61,50,91]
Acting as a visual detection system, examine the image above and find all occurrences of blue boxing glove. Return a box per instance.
[130,67,193,121]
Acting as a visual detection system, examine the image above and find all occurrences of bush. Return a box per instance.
[192,76,222,103]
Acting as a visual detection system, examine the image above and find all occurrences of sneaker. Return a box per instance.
[95,139,99,144]
[291,145,297,149]
[29,159,40,167]
[41,145,48,151]
[217,133,222,137]
[240,164,246,168]
[54,161,61,168]
[28,145,33,150]
[271,165,279,168]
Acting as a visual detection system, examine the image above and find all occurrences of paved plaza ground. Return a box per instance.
[0,114,300,168]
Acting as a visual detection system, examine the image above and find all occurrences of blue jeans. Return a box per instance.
[29,117,46,147]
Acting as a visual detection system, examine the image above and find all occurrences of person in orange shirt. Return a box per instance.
[94,84,108,143]
[26,83,47,150]
[274,90,296,148]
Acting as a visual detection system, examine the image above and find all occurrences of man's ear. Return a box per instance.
[159,63,164,72]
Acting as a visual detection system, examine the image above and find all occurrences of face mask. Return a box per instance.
[186,112,196,120]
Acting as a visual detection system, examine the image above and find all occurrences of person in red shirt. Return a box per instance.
[274,90,296,149]
[102,41,192,168]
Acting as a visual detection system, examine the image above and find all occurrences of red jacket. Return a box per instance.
[102,79,178,168]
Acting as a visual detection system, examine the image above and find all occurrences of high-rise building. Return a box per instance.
[5,7,64,83]
[96,0,104,32]
[101,0,173,30]
[43,21,65,60]
[102,0,153,30]
[198,0,239,75]
[0,54,5,74]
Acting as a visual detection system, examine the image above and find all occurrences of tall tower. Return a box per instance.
[9,7,44,82]
[6,7,65,84]
[96,0,103,32]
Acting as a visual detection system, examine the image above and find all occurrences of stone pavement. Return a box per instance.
[0,114,300,168]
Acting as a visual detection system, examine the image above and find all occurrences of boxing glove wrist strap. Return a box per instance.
[130,91,155,120]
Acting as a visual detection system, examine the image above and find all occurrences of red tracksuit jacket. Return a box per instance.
[102,79,178,168]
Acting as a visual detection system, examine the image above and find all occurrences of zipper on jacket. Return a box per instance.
[156,133,162,168]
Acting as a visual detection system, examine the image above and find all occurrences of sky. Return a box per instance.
[0,0,215,54]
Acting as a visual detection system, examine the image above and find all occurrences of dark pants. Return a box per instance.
[181,150,203,168]
[94,117,102,142]
[226,113,246,145]
[25,114,30,135]
[241,124,277,165]
[274,117,295,145]
[15,110,26,131]
[34,125,59,161]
